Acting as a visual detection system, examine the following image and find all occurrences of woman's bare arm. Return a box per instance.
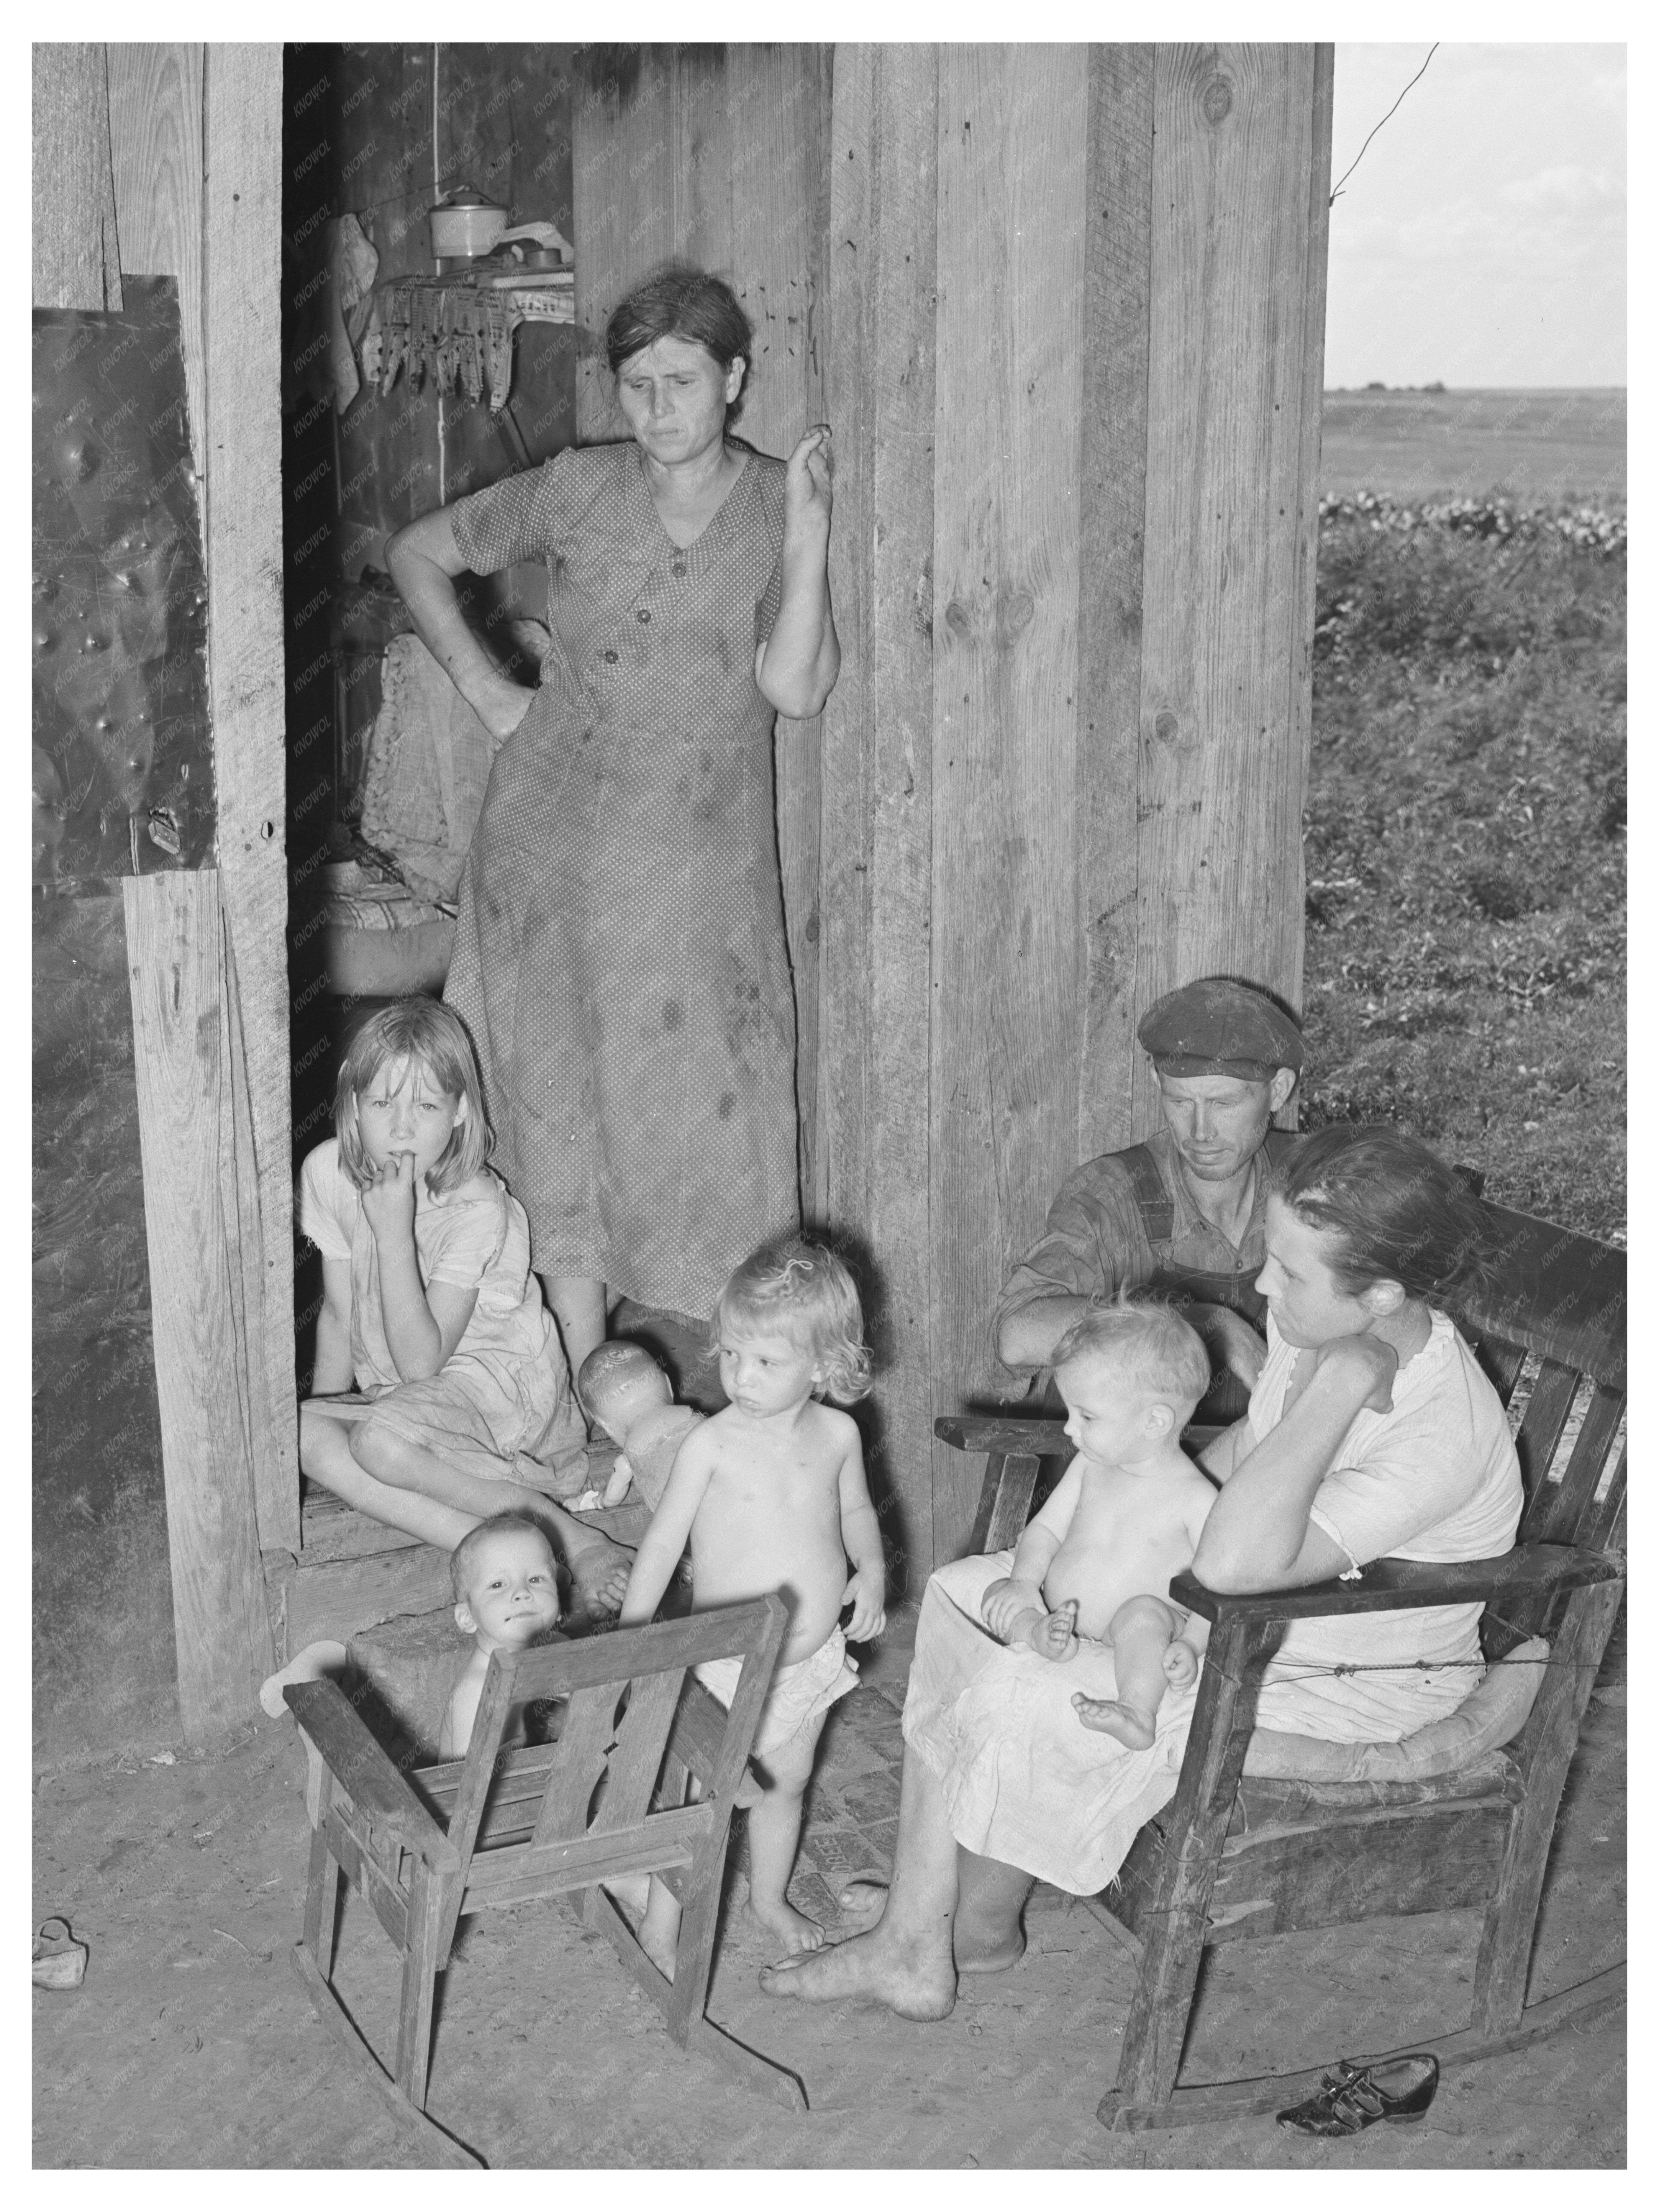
[755,427,840,718]
[1197,1418,1253,1485]
[1191,1340,1397,1592]
[385,507,534,743]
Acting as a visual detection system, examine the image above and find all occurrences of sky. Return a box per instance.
[1325,43,1626,389]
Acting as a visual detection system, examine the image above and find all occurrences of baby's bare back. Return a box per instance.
[627,1404,704,1510]
[1044,1459,1212,1640]
[690,1404,852,1664]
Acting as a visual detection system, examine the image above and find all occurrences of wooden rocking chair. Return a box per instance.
[285,1595,804,2167]
[938,1200,1626,2133]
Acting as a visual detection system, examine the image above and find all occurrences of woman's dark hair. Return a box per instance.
[1274,1124,1497,1305]
[605,263,753,420]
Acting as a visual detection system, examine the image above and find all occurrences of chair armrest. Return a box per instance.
[1171,1541,1623,1626]
[286,1678,461,1872]
[934,1415,1074,1456]
[935,1414,1223,1459]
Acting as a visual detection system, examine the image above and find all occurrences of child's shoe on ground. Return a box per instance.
[32,1917,87,1991]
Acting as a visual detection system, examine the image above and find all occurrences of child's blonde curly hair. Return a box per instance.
[712,1233,873,1402]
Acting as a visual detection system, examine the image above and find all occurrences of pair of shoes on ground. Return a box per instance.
[1277,2053,1439,2136]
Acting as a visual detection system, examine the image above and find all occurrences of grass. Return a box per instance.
[1318,388,1626,507]
[1299,494,1626,1241]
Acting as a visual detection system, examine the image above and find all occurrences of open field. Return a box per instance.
[1301,490,1625,1240]
[1321,388,1625,507]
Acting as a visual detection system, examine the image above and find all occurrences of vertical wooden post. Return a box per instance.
[728,46,829,1209]
[819,44,939,1585]
[929,46,1090,1562]
[1075,48,1155,1164]
[107,43,298,1567]
[124,872,275,1740]
[202,43,300,1553]
[1129,42,1332,1138]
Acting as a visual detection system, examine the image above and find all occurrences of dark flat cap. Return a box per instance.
[1137,978,1304,1078]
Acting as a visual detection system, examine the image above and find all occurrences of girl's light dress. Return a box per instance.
[299,1138,585,1486]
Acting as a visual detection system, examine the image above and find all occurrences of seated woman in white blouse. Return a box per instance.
[761,1124,1523,2019]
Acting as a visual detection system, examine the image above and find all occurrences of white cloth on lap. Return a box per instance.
[903,1551,1197,1897]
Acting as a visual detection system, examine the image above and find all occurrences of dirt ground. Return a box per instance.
[33,1615,1625,2171]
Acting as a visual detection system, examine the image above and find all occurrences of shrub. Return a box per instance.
[1302,501,1625,1239]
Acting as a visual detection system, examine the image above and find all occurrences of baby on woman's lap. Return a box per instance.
[979,1296,1214,1748]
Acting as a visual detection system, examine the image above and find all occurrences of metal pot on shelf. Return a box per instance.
[429,186,508,268]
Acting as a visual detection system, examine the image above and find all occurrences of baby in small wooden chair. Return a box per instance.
[441,1512,564,1758]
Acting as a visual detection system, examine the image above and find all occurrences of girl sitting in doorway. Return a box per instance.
[297,997,628,1613]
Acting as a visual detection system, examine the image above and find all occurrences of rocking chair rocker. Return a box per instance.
[286,1594,804,2166]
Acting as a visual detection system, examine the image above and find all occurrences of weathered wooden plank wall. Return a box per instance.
[36,42,291,1745]
[202,46,300,1553]
[561,41,1332,1573]
[1130,42,1331,1138]
[818,45,939,1584]
[928,45,1091,1556]
[573,43,830,1212]
[31,44,124,312]
[106,43,298,1560]
[1075,47,1155,1165]
[124,873,277,1735]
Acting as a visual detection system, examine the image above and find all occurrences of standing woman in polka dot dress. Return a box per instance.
[387,266,839,1384]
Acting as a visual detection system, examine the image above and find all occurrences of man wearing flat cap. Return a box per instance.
[994,977,1303,1418]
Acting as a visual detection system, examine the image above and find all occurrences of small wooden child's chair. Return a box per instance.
[286,1595,802,2167]
[938,1200,1626,2133]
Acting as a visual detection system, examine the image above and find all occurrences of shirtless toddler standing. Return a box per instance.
[980,1298,1215,1746]
[619,1235,885,1962]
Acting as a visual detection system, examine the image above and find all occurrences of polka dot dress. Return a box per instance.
[444,440,800,1317]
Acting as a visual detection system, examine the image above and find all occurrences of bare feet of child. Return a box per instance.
[837,1877,887,1929]
[746,1892,824,1958]
[1071,1691,1156,1749]
[1024,1601,1079,1661]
